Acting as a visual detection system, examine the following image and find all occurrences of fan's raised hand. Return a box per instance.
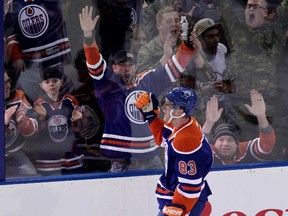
[79,6,100,38]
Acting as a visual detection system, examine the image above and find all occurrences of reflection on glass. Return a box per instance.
[2,0,288,180]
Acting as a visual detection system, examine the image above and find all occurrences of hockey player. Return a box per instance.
[79,6,207,172]
[5,70,38,177]
[135,86,213,216]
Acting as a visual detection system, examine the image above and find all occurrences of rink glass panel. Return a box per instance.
[2,0,288,181]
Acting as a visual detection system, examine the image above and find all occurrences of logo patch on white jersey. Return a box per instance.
[48,115,68,142]
[125,91,146,124]
[18,4,49,38]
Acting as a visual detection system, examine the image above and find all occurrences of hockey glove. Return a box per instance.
[135,92,160,123]
[162,204,185,216]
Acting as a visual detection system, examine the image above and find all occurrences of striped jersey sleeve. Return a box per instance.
[83,40,107,80]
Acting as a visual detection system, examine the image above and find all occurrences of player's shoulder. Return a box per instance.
[172,118,203,153]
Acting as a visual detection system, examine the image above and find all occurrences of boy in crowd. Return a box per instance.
[27,66,83,175]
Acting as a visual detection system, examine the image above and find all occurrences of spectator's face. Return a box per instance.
[4,72,12,99]
[112,61,136,86]
[214,135,238,160]
[245,0,268,29]
[157,11,180,45]
[131,29,148,53]
[40,78,63,97]
[202,28,220,53]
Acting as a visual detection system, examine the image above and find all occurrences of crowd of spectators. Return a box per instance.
[3,0,288,178]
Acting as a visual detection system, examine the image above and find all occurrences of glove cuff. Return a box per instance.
[142,110,157,124]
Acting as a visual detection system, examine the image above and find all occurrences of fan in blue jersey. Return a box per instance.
[4,0,74,103]
[5,69,38,178]
[5,0,71,73]
[71,49,111,172]
[135,87,213,216]
[27,66,84,175]
[79,6,207,172]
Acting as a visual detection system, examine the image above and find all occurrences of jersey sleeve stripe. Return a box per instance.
[180,184,202,193]
[171,55,184,72]
[178,176,202,185]
[87,60,106,80]
[83,40,106,79]
[176,184,204,199]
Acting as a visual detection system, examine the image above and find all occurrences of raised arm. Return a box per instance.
[244,89,276,157]
[79,6,106,80]
[201,95,223,134]
[189,31,206,69]
[244,89,269,129]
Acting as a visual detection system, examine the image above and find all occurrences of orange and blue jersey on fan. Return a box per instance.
[211,128,275,166]
[84,39,195,159]
[5,0,71,68]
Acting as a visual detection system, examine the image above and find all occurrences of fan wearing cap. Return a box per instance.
[193,18,229,97]
[27,66,84,175]
[79,6,205,172]
[135,87,212,216]
[202,89,276,166]
[111,50,136,86]
[189,18,232,125]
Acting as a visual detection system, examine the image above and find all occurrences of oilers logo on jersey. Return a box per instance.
[125,90,147,124]
[48,115,68,142]
[5,121,19,148]
[18,4,49,38]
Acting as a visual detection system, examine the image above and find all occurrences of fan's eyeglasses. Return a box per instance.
[246,4,266,10]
